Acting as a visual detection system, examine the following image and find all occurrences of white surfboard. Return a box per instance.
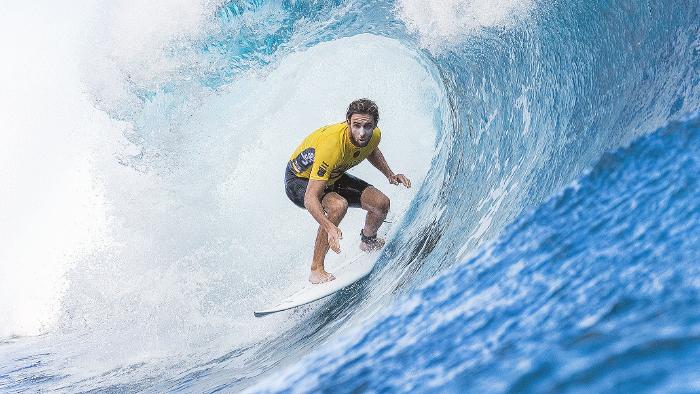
[254,250,378,317]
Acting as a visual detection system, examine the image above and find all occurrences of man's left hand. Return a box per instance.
[388,174,411,188]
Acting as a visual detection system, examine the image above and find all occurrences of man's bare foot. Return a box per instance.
[309,269,336,284]
[360,231,385,252]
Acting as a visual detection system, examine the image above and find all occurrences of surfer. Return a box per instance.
[285,99,411,284]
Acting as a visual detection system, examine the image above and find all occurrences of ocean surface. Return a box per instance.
[1,0,699,392]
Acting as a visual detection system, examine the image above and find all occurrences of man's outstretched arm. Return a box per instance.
[367,148,411,188]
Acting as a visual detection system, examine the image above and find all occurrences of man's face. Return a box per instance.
[347,113,375,147]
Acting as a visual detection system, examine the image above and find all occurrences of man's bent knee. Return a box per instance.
[377,194,390,213]
[362,188,390,214]
[322,193,349,217]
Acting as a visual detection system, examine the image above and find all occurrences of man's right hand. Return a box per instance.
[326,224,343,253]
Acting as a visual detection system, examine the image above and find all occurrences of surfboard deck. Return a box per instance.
[253,250,378,317]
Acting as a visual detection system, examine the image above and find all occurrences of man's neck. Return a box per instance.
[344,123,362,148]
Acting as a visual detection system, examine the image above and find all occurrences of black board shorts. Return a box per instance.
[284,163,371,209]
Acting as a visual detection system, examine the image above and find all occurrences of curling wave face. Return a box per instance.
[1,0,699,392]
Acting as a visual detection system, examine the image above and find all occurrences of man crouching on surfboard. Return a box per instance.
[285,99,411,284]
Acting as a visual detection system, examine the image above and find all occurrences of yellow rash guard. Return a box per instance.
[288,122,381,184]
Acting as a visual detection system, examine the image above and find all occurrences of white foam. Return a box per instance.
[0,0,223,339]
[0,2,124,337]
[1,0,443,383]
[82,0,223,117]
[396,0,533,52]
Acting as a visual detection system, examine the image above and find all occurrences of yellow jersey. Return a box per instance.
[288,122,381,184]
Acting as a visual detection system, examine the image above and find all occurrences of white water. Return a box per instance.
[396,0,533,52]
[0,1,114,338]
[1,2,442,385]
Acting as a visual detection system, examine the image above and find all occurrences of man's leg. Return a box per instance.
[309,192,348,284]
[359,186,390,251]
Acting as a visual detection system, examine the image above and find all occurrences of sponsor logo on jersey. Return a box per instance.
[292,148,316,172]
[317,161,329,177]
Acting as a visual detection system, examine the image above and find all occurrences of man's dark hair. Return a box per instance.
[346,98,379,124]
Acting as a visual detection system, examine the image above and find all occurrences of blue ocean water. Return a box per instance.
[1,0,699,392]
[251,116,700,393]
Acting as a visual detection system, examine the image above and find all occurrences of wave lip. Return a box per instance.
[396,0,534,52]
